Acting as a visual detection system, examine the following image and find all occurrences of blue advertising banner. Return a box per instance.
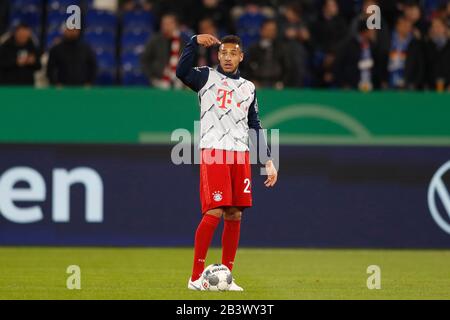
[0,144,450,248]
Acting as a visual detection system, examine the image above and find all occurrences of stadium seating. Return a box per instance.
[9,0,42,38]
[95,49,117,85]
[236,12,266,49]
[48,0,81,13]
[85,9,118,34]
[121,30,151,55]
[84,30,115,52]
[121,52,149,86]
[10,0,42,12]
[83,11,118,84]
[119,10,154,86]
[122,10,155,34]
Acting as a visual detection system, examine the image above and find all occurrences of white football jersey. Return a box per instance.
[197,68,256,152]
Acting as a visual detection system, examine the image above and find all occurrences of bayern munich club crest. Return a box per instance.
[212,191,223,202]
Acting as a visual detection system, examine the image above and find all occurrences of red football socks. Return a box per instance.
[191,214,221,281]
[221,219,241,271]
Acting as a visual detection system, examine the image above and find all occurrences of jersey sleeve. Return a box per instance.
[176,35,209,92]
[247,90,272,160]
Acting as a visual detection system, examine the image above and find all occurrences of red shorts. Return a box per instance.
[200,148,252,214]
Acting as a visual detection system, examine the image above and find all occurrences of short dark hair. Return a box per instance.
[403,0,420,8]
[396,14,411,25]
[14,22,30,31]
[162,12,179,24]
[220,35,243,49]
[261,18,277,28]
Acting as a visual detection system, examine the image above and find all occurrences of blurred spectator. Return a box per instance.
[424,18,450,91]
[121,0,137,11]
[0,23,41,85]
[350,0,391,59]
[279,2,311,47]
[140,0,198,27]
[121,0,153,11]
[193,0,234,35]
[0,0,446,90]
[141,13,186,88]
[313,0,347,53]
[334,19,384,91]
[0,0,9,35]
[278,2,310,87]
[245,19,291,89]
[47,27,97,87]
[422,0,445,19]
[376,0,400,29]
[196,18,219,67]
[400,0,427,38]
[312,0,348,87]
[445,1,450,27]
[387,15,423,90]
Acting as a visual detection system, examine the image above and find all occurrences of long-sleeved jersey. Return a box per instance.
[176,35,270,158]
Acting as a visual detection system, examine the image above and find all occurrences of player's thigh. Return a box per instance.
[200,150,233,213]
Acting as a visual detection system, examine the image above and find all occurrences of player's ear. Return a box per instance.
[239,53,244,63]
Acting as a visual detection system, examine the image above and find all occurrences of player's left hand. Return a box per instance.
[264,160,278,187]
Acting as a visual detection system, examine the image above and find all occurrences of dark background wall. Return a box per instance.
[1,144,449,248]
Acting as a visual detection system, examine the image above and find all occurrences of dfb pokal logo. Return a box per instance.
[428,161,450,235]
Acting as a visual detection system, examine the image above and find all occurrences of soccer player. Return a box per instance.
[176,34,278,291]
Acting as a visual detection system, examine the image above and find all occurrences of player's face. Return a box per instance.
[218,43,243,74]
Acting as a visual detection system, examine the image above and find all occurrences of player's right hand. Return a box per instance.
[196,34,221,48]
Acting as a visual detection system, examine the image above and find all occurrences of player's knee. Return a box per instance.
[205,208,225,218]
[224,207,242,220]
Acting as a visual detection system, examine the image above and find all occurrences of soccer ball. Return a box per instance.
[201,264,232,291]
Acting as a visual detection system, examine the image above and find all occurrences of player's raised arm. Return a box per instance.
[247,92,278,187]
[176,34,220,92]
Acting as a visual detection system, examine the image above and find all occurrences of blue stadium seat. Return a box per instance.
[47,10,66,33]
[11,0,42,12]
[122,10,155,33]
[10,10,42,31]
[84,30,116,53]
[120,52,148,86]
[46,30,62,48]
[85,10,117,33]
[121,53,140,71]
[95,50,117,85]
[236,12,266,49]
[48,0,81,13]
[96,50,116,68]
[121,30,151,55]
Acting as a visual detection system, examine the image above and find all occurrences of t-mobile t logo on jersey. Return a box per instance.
[0,167,104,223]
[217,89,233,109]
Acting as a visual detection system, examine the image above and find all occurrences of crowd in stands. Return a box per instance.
[0,0,449,91]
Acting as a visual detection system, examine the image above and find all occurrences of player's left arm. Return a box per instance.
[247,91,278,187]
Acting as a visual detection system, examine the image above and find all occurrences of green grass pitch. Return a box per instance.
[1,247,449,300]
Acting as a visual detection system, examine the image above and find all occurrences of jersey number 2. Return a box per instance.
[243,178,251,193]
